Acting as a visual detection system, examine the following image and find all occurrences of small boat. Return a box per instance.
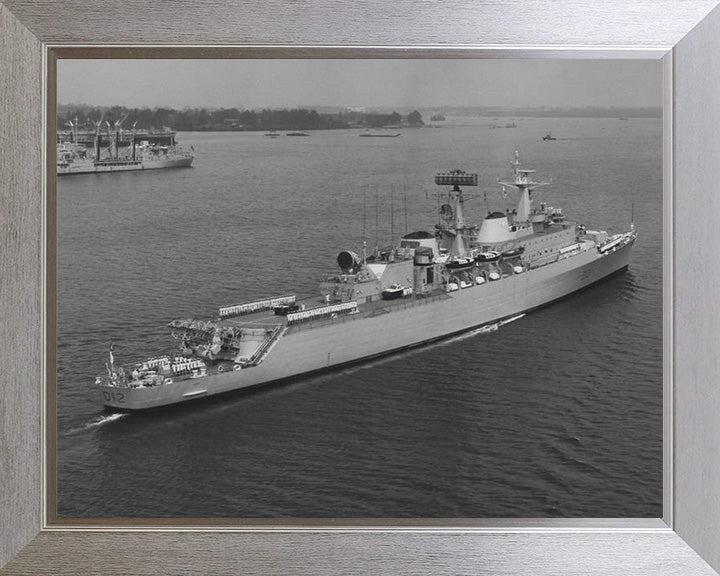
[359,130,401,138]
[381,284,411,300]
[445,257,475,270]
[542,133,557,141]
[286,132,309,136]
[501,246,525,259]
[474,251,501,263]
[265,131,279,138]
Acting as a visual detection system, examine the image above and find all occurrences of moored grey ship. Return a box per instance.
[96,152,636,410]
[57,115,194,175]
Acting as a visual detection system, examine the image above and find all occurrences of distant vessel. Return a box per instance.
[286,131,309,136]
[542,133,557,141]
[359,130,401,138]
[265,130,280,138]
[96,151,637,411]
[57,116,193,175]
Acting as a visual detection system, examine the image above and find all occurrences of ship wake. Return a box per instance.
[444,313,526,344]
[64,413,128,435]
[337,314,526,376]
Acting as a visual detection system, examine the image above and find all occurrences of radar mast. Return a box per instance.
[498,151,549,222]
[434,169,478,256]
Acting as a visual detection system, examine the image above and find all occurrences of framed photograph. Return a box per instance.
[2,2,720,575]
[52,56,664,523]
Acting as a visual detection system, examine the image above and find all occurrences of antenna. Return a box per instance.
[390,186,395,241]
[362,186,367,242]
[512,150,521,176]
[436,187,440,225]
[375,185,379,254]
[404,191,408,234]
[362,187,367,263]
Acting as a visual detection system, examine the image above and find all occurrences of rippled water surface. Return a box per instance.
[57,117,663,518]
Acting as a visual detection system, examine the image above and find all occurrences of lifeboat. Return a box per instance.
[382,284,407,300]
[475,251,501,263]
[445,257,475,270]
[501,246,525,259]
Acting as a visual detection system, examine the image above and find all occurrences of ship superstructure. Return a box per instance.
[95,152,636,410]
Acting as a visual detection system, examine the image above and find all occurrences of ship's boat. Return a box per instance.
[445,257,475,270]
[542,133,557,141]
[381,284,411,300]
[501,246,525,259]
[94,151,637,411]
[475,251,501,262]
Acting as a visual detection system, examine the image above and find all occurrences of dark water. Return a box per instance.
[57,117,663,518]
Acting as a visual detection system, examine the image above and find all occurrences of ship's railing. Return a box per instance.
[219,294,296,319]
[170,358,206,376]
[286,301,358,325]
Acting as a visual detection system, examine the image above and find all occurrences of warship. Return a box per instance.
[95,152,636,411]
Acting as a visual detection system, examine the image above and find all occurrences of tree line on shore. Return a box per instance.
[57,105,426,132]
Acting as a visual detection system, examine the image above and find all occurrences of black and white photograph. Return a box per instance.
[55,58,663,519]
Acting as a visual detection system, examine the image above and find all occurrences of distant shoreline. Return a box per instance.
[56,104,661,138]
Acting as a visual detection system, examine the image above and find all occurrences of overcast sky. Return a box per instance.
[58,59,662,110]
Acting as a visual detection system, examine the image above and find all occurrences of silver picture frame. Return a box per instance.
[2,1,720,574]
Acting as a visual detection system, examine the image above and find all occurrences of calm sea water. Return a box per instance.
[57,117,663,518]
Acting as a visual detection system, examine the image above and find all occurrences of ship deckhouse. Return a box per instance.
[398,230,439,258]
[477,151,551,246]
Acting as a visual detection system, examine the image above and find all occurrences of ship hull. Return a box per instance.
[99,240,634,411]
[58,155,194,175]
